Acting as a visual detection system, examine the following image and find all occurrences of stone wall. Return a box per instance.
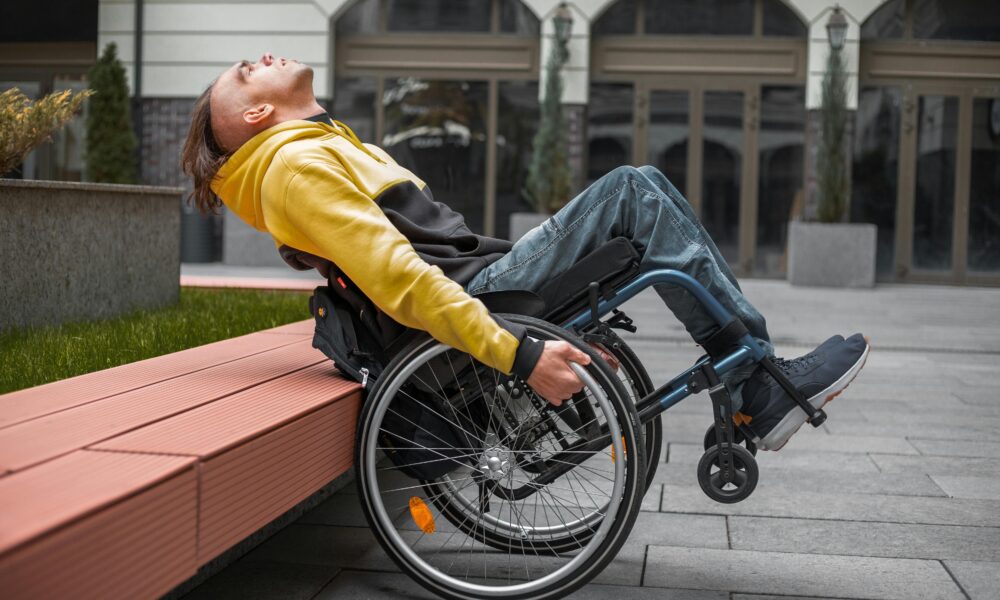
[0,179,182,331]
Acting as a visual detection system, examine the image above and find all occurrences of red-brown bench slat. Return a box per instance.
[0,450,198,600]
[0,340,326,475]
[0,330,310,430]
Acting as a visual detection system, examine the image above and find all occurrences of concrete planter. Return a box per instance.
[509,212,550,242]
[222,207,287,267]
[787,221,877,288]
[0,179,182,331]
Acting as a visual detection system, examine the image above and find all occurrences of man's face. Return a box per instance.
[209,52,315,151]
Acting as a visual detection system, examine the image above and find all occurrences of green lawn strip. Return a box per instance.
[0,287,313,395]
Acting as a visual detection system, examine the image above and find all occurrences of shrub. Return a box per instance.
[0,87,92,177]
[816,45,849,223]
[86,42,137,183]
[524,12,573,214]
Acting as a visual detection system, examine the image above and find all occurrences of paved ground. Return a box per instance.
[180,277,1000,600]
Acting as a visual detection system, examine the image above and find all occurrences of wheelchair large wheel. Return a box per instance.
[355,315,646,600]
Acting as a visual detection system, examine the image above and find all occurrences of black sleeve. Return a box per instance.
[490,315,544,379]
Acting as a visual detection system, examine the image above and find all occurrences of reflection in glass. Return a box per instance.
[336,0,378,35]
[382,79,489,233]
[593,0,636,35]
[647,90,689,197]
[587,83,633,185]
[913,0,1000,42]
[762,0,807,37]
[913,95,958,271]
[860,0,903,40]
[51,78,89,182]
[387,0,491,32]
[968,98,1000,272]
[756,86,805,277]
[646,0,753,36]
[333,77,376,143]
[852,87,901,278]
[495,80,540,240]
[500,0,540,35]
[702,91,743,265]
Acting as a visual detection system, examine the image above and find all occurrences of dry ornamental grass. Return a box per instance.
[0,87,93,176]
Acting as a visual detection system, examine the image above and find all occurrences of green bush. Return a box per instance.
[816,46,849,223]
[0,87,91,177]
[524,13,573,214]
[85,42,137,183]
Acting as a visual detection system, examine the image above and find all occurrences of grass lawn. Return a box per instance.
[0,287,313,395]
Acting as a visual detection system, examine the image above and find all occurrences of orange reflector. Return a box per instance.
[409,496,436,534]
[610,436,627,463]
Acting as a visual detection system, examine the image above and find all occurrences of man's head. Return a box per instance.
[182,52,323,212]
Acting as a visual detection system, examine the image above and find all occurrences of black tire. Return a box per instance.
[354,314,646,600]
[423,333,657,555]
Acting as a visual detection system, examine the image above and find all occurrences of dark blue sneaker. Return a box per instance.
[735,333,870,451]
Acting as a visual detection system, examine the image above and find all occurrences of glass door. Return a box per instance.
[645,85,756,273]
[895,86,1000,285]
[967,96,1000,277]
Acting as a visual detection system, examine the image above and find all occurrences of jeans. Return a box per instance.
[464,165,774,408]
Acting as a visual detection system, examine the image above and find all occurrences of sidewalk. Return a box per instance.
[178,274,1000,600]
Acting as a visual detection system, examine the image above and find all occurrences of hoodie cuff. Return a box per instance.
[512,336,544,381]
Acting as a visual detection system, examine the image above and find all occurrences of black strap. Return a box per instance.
[757,356,827,426]
[699,318,750,359]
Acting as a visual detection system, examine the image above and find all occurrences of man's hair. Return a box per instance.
[181,83,228,214]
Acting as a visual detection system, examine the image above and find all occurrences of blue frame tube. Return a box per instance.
[562,269,767,415]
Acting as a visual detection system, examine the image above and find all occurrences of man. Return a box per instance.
[182,53,868,452]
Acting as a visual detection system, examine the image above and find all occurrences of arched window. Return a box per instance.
[593,0,805,38]
[862,0,1000,42]
[337,0,538,36]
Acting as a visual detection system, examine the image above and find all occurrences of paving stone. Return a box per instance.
[643,546,964,599]
[930,475,1000,500]
[244,524,396,571]
[314,570,438,599]
[299,491,369,527]
[621,511,729,548]
[653,463,947,497]
[668,443,880,473]
[943,560,1000,600]
[910,439,1000,458]
[825,420,1000,442]
[658,484,1000,527]
[181,560,339,600]
[729,516,1000,561]
[870,454,1000,477]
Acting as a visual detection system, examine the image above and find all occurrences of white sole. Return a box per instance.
[755,341,871,451]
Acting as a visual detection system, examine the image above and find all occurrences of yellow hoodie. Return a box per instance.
[211,119,539,376]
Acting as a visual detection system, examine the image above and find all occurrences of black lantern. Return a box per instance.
[554,2,573,47]
[826,5,848,51]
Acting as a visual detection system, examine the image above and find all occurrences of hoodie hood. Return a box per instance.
[211,120,339,231]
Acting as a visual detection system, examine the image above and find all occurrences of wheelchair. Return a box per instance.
[339,237,828,600]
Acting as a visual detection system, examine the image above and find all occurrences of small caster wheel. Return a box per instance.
[697,444,758,504]
[703,424,757,456]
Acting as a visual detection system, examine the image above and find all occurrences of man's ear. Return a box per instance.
[243,103,275,126]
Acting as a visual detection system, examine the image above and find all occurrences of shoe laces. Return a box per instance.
[770,353,820,375]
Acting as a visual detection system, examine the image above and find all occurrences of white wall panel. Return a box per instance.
[142,33,327,64]
[142,64,328,97]
[99,1,135,32]
[97,33,136,62]
[142,3,326,32]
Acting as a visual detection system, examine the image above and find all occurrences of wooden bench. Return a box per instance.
[0,319,361,599]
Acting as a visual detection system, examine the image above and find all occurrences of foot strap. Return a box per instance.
[757,356,827,427]
[698,318,750,360]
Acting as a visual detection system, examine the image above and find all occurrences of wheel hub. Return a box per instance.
[477,446,511,480]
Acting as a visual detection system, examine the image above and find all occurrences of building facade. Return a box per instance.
[3,0,997,283]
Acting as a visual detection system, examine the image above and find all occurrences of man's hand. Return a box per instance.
[526,341,592,406]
